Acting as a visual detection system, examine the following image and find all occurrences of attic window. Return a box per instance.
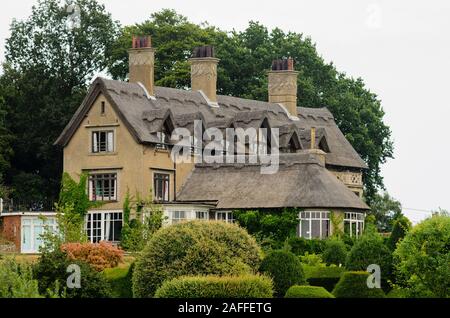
[101,101,106,115]
[92,131,114,153]
[318,137,330,153]
[258,118,272,155]
[156,118,174,150]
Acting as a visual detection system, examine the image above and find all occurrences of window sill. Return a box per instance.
[89,152,118,157]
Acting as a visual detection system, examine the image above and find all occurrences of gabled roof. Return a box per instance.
[176,153,369,210]
[55,77,368,169]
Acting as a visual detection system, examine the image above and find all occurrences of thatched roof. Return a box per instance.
[55,77,367,169]
[176,153,369,211]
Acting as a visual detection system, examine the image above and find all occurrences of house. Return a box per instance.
[1,36,369,252]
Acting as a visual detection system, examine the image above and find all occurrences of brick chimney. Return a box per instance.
[268,58,299,117]
[128,35,155,96]
[189,46,220,104]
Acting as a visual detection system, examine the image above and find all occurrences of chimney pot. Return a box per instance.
[189,46,219,104]
[129,35,155,96]
[268,58,299,117]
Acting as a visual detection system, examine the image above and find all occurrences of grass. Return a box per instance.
[103,259,134,298]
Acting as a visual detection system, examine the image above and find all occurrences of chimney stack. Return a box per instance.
[268,58,299,117]
[189,46,220,104]
[128,35,155,96]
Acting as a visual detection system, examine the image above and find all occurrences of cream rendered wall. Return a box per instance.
[63,94,145,211]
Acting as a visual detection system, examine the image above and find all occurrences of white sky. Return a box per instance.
[1,0,450,224]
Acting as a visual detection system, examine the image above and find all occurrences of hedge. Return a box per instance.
[285,285,334,298]
[332,271,385,298]
[154,275,273,298]
[259,250,306,297]
[132,221,262,298]
[303,265,345,292]
[287,237,326,256]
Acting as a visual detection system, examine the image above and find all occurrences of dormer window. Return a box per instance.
[92,131,114,153]
[156,117,174,150]
[258,118,272,155]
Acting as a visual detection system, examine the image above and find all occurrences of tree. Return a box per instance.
[108,10,393,203]
[393,215,450,297]
[369,192,402,232]
[1,0,119,202]
[0,96,14,191]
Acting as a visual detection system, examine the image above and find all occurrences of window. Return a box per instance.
[154,173,170,202]
[156,132,169,150]
[299,211,330,239]
[216,211,234,223]
[344,212,365,238]
[86,212,123,243]
[101,101,106,115]
[196,211,208,220]
[172,211,186,224]
[89,173,117,201]
[92,131,114,153]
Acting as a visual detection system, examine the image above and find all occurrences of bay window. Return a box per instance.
[299,211,330,239]
[344,212,365,238]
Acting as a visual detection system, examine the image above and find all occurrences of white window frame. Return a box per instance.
[92,130,115,153]
[215,211,234,223]
[88,173,118,202]
[85,211,123,243]
[344,212,365,238]
[195,211,209,220]
[299,211,331,239]
[171,211,186,224]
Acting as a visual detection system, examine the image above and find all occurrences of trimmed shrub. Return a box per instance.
[155,274,273,298]
[322,239,348,266]
[332,271,385,298]
[304,265,345,292]
[345,235,392,280]
[299,252,324,266]
[285,285,334,298]
[104,262,134,298]
[388,216,411,250]
[0,258,41,298]
[33,248,112,298]
[132,221,262,298]
[287,237,326,256]
[259,250,306,297]
[61,241,124,271]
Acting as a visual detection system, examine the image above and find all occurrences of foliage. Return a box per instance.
[285,285,334,298]
[120,190,166,252]
[332,271,385,298]
[393,215,450,298]
[345,234,393,281]
[1,0,119,200]
[386,288,409,298]
[132,220,262,298]
[299,252,324,267]
[259,250,306,297]
[322,239,348,266]
[0,258,41,298]
[104,263,134,298]
[369,192,402,232]
[154,274,273,298]
[61,241,124,271]
[329,211,344,238]
[108,9,393,203]
[0,97,14,185]
[387,215,411,250]
[303,265,345,292]
[59,173,99,218]
[287,237,327,256]
[33,248,112,298]
[234,208,299,247]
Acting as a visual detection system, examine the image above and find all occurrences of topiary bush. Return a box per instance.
[132,220,262,298]
[345,235,392,281]
[322,239,348,266]
[387,215,411,250]
[33,248,112,298]
[285,285,334,298]
[332,271,385,298]
[259,250,306,297]
[154,274,273,298]
[61,241,124,271]
[287,237,326,256]
[303,265,345,292]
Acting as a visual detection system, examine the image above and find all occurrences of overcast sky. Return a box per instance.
[1,0,449,223]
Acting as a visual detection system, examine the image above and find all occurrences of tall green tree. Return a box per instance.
[1,0,119,202]
[0,96,14,191]
[370,192,403,232]
[108,10,393,204]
